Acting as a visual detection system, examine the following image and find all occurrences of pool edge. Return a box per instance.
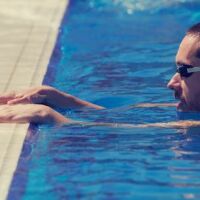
[0,0,69,199]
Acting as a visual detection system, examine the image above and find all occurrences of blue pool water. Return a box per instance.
[8,0,200,199]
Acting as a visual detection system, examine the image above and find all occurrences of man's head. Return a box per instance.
[168,23,200,112]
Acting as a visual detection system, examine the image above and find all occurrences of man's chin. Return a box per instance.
[177,101,189,112]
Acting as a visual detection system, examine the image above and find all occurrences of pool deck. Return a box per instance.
[0,0,69,199]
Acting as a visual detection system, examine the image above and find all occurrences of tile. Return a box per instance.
[0,0,69,199]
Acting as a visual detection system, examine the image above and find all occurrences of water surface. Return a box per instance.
[8,0,200,199]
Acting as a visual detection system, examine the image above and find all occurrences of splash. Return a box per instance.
[89,0,197,14]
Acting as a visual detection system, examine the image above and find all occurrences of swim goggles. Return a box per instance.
[176,64,200,77]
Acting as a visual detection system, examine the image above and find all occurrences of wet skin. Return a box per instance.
[1,35,200,127]
[168,34,200,112]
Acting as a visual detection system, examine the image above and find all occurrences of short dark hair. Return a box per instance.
[187,23,200,58]
[187,22,200,36]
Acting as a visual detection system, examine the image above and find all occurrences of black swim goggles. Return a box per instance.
[176,64,200,78]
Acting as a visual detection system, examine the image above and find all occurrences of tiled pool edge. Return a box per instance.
[0,0,69,199]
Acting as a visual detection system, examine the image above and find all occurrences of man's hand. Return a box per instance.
[0,104,70,124]
[0,86,104,110]
[0,85,55,105]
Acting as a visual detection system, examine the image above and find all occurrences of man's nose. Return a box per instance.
[167,73,181,90]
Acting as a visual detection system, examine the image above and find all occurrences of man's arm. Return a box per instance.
[45,87,104,110]
[0,104,199,129]
[0,104,70,124]
[0,86,104,110]
[131,103,177,108]
[73,120,200,129]
[0,86,177,110]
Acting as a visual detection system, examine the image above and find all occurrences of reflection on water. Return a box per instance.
[173,127,200,159]
[9,123,200,200]
[8,0,200,199]
[89,0,199,14]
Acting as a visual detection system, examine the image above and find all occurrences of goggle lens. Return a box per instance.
[176,65,193,77]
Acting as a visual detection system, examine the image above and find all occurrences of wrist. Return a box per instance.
[46,88,75,108]
[42,106,70,124]
[39,86,58,106]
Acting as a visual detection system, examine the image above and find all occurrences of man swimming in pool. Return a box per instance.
[1,23,200,127]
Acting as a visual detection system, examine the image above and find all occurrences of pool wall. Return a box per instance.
[0,0,69,199]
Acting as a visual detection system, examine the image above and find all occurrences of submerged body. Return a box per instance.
[0,85,199,128]
[168,32,200,112]
[1,23,200,127]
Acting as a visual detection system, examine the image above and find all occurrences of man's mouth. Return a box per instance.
[176,98,188,111]
[174,91,188,111]
[177,100,184,109]
[174,90,181,100]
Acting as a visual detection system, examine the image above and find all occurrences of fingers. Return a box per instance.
[0,105,16,123]
[7,97,29,105]
[0,105,27,123]
[0,92,16,104]
[7,94,46,105]
[0,86,50,106]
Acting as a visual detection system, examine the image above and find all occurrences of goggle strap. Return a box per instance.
[187,67,200,73]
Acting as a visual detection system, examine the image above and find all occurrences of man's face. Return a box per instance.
[168,35,200,112]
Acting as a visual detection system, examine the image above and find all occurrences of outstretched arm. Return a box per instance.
[0,86,177,110]
[0,104,70,124]
[131,103,177,108]
[73,120,200,129]
[0,86,104,110]
[0,104,199,129]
